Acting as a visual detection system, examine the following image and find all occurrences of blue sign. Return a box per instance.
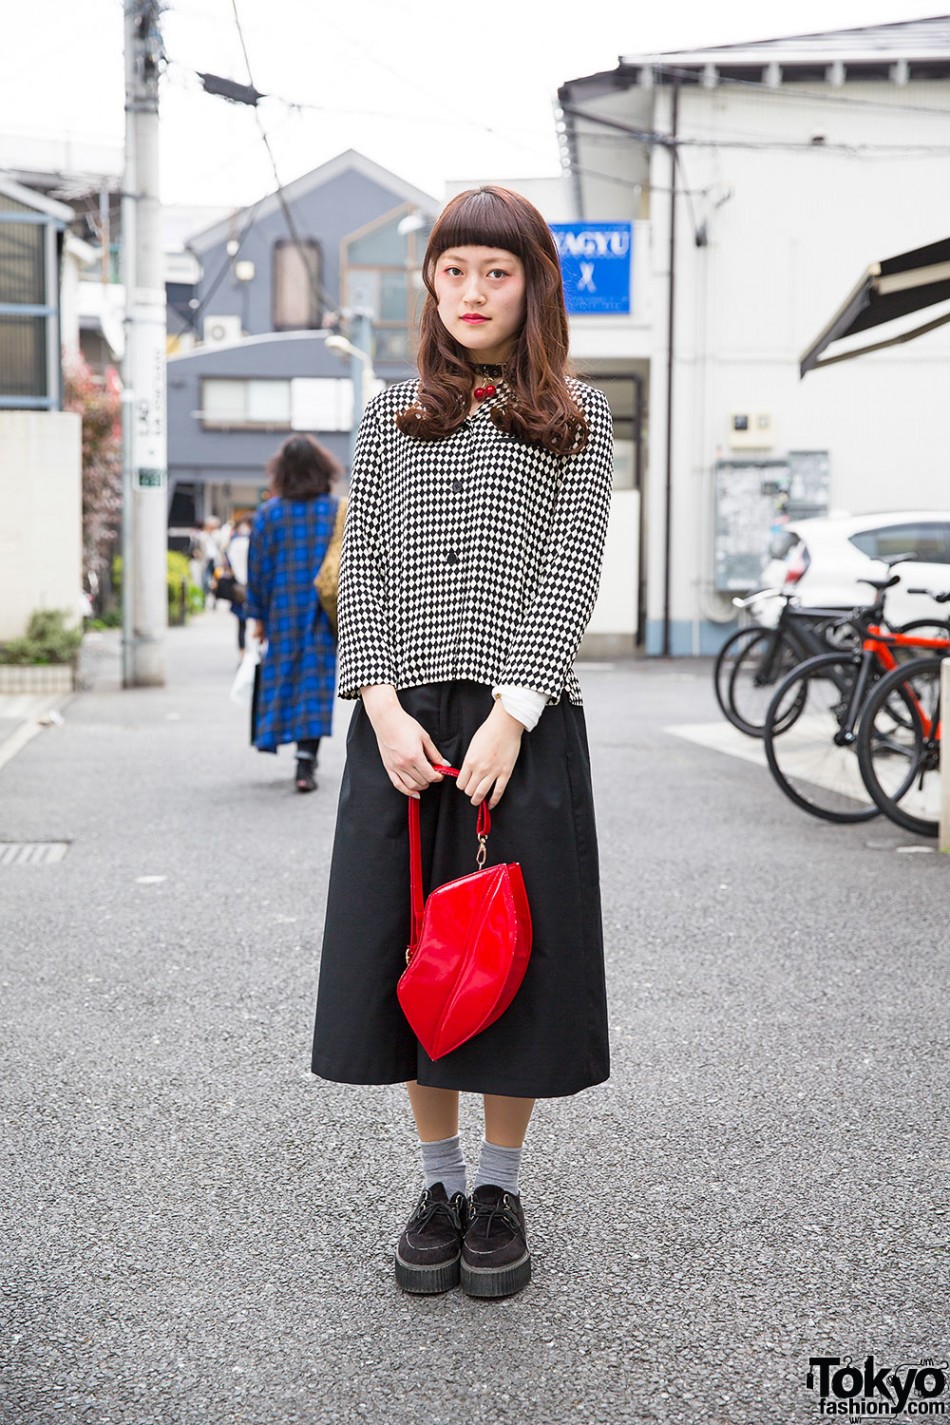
[550,222,633,315]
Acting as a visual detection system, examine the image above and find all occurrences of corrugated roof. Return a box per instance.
[621,14,950,67]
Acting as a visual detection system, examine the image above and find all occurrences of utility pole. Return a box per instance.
[121,0,167,687]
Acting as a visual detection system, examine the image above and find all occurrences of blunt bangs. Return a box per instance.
[426,189,529,267]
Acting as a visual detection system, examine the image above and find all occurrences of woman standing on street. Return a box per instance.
[246,435,341,793]
[311,186,613,1296]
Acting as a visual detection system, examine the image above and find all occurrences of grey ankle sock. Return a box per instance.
[473,1139,522,1196]
[419,1134,467,1199]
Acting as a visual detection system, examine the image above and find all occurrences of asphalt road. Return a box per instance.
[1,609,947,1425]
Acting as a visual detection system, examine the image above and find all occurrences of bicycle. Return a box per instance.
[713,591,861,738]
[856,650,946,838]
[715,558,950,739]
[762,580,950,824]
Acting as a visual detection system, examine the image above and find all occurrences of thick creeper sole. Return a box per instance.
[394,1249,461,1294]
[461,1252,531,1298]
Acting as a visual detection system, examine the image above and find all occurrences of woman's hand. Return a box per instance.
[250,619,266,644]
[457,699,525,809]
[362,685,447,798]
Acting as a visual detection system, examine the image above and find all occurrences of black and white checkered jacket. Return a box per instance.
[336,377,613,707]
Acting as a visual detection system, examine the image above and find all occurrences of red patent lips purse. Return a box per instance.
[396,766,533,1061]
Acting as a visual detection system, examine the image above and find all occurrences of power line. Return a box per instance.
[185,194,266,333]
[161,0,556,157]
[227,0,337,318]
[166,58,552,145]
[296,6,554,166]
[559,101,950,156]
[276,93,552,141]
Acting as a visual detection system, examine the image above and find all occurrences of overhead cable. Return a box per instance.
[226,0,336,317]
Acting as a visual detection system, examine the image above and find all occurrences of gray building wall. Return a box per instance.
[188,166,425,340]
[168,155,438,521]
[167,334,351,510]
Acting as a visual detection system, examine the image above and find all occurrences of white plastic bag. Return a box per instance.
[229,640,262,706]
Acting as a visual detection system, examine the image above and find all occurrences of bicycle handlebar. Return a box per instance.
[907,587,950,604]
[731,587,784,609]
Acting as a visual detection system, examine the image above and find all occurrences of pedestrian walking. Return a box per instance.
[311,186,614,1297]
[197,516,224,604]
[245,436,342,793]
[223,517,251,653]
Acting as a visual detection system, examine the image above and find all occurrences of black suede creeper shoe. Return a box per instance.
[394,1183,467,1294]
[461,1185,531,1298]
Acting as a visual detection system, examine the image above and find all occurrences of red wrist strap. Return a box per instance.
[408,766,491,954]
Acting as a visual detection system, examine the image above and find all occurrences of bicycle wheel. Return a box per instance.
[714,627,763,722]
[857,655,943,838]
[715,627,801,737]
[764,652,879,823]
[896,618,950,649]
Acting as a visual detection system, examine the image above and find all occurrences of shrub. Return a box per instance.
[167,551,204,624]
[0,610,83,666]
[64,356,121,601]
[111,553,203,626]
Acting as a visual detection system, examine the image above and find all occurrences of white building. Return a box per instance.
[0,175,82,639]
[553,14,950,654]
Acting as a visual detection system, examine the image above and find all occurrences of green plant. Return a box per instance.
[112,553,203,625]
[87,610,123,630]
[167,551,203,625]
[0,610,83,666]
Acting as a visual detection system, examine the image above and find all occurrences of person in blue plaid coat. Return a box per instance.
[246,435,342,793]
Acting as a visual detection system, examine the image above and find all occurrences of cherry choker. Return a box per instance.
[472,363,505,401]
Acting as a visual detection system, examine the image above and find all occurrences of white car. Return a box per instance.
[760,510,950,627]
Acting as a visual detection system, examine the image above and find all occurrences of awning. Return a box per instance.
[800,234,950,377]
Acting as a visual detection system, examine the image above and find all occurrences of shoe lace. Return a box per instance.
[468,1193,524,1243]
[413,1191,462,1232]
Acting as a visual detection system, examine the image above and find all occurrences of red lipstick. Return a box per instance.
[461,314,488,324]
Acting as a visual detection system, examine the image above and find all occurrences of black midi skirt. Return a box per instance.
[311,682,610,1098]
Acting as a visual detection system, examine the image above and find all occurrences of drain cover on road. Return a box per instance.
[0,842,70,865]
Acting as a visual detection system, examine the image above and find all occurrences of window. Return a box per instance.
[273,239,322,330]
[0,194,57,407]
[850,523,950,564]
[290,378,353,432]
[201,378,292,428]
[0,314,47,399]
[770,530,801,562]
[0,215,45,305]
[343,207,431,365]
[200,376,355,431]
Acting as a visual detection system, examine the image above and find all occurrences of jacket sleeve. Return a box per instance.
[498,386,613,701]
[336,399,396,699]
[244,506,271,622]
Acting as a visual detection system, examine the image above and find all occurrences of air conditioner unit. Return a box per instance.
[203,314,243,346]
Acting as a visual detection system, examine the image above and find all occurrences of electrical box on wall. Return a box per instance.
[729,412,774,449]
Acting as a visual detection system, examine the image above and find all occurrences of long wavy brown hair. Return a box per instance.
[396,187,588,455]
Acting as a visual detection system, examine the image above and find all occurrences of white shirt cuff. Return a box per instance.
[492,685,548,732]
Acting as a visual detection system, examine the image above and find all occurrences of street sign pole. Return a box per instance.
[350,308,373,466]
